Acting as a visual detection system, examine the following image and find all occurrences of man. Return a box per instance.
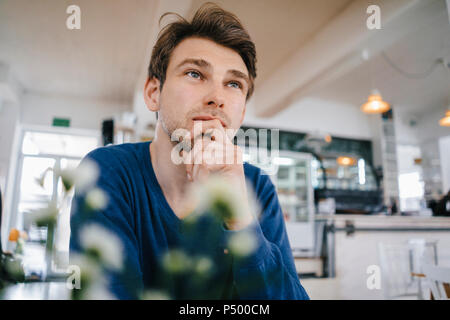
[70,3,309,300]
[433,190,450,216]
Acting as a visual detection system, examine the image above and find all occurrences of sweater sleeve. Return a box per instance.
[223,173,310,300]
[69,148,143,299]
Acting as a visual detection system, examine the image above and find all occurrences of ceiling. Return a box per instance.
[310,4,450,117]
[0,0,448,118]
[0,0,352,102]
[0,0,157,102]
[189,0,353,84]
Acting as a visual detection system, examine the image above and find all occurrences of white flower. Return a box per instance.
[58,159,99,192]
[31,202,59,226]
[193,256,213,275]
[58,168,76,192]
[162,249,192,274]
[188,175,249,222]
[68,253,116,300]
[75,159,99,191]
[35,167,52,188]
[141,290,171,300]
[85,188,108,211]
[83,284,117,300]
[79,224,123,270]
[69,253,103,282]
[228,230,257,257]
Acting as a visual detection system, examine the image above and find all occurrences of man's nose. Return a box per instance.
[204,82,225,108]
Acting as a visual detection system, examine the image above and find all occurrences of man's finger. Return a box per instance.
[184,136,211,180]
[191,119,228,143]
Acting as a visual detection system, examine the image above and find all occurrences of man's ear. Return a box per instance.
[144,77,161,112]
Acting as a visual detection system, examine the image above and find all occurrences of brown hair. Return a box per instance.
[148,2,257,99]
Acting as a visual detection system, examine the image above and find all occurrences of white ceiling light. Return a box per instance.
[440,109,450,127]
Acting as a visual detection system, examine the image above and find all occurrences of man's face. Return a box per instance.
[156,37,250,140]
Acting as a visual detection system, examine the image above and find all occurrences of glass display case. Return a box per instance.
[244,149,315,252]
[272,155,313,222]
[312,155,383,214]
[312,156,378,191]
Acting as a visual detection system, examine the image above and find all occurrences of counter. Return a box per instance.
[313,214,450,279]
[315,214,450,229]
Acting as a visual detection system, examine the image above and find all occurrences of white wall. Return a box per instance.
[243,97,386,170]
[394,109,420,145]
[244,97,373,140]
[133,89,156,140]
[378,106,450,198]
[415,106,450,144]
[0,92,131,250]
[397,145,422,175]
[0,100,20,248]
[439,136,450,194]
[415,106,450,194]
[132,92,376,146]
[1,91,130,192]
[0,100,20,192]
[368,115,383,168]
[20,92,130,129]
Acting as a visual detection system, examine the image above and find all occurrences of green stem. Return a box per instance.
[45,223,55,277]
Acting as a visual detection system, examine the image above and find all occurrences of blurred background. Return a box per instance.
[0,0,450,299]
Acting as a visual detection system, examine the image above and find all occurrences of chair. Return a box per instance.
[378,239,438,299]
[0,185,3,254]
[422,264,450,300]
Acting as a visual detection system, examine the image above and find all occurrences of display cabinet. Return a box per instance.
[312,156,378,191]
[312,155,383,214]
[244,149,315,252]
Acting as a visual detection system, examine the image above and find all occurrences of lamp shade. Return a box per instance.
[336,156,357,166]
[439,110,450,127]
[361,91,390,114]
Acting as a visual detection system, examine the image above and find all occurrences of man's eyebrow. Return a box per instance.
[176,58,211,70]
[228,69,250,87]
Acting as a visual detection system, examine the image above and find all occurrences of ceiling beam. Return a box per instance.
[252,0,434,117]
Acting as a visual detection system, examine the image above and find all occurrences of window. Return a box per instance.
[8,127,99,275]
[398,172,425,212]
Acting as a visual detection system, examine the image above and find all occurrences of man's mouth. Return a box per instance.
[192,115,227,128]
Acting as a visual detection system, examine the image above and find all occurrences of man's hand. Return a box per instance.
[183,120,254,230]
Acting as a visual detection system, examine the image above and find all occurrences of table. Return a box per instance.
[1,281,70,300]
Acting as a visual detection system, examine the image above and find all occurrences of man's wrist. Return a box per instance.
[224,177,254,231]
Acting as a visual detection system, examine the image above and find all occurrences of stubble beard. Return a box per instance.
[158,101,235,150]
[159,109,189,144]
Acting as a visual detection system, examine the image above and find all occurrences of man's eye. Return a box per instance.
[186,71,201,79]
[228,81,242,89]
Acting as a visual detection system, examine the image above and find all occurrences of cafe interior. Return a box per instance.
[0,0,450,299]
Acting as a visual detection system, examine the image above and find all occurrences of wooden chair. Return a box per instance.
[378,240,438,299]
[422,264,450,300]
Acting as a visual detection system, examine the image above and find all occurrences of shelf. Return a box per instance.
[276,182,307,189]
[279,200,308,206]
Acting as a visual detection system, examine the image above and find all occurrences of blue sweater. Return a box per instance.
[70,142,309,300]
